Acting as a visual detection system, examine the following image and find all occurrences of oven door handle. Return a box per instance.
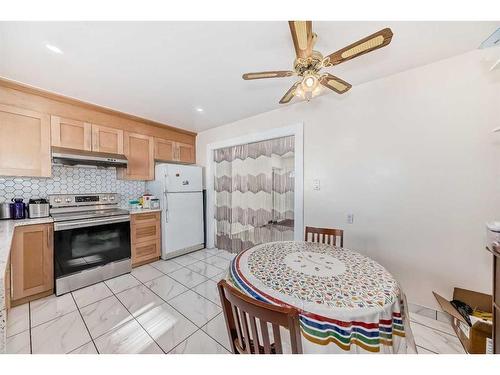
[54,215,130,231]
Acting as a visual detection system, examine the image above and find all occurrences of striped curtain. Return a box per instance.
[214,136,295,253]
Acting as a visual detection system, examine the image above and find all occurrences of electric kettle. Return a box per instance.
[11,198,26,220]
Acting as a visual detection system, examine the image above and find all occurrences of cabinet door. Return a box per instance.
[176,142,195,164]
[51,115,92,151]
[132,222,160,244]
[154,137,175,162]
[11,224,53,301]
[131,212,161,244]
[91,124,124,154]
[132,240,161,267]
[0,104,51,177]
[121,132,154,180]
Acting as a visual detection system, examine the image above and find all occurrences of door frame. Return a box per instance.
[205,122,304,249]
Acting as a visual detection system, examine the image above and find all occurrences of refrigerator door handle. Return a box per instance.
[164,173,169,223]
[164,190,169,223]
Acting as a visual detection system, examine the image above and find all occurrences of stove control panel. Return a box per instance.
[49,193,119,208]
[75,196,99,203]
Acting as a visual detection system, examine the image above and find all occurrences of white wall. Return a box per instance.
[196,49,500,309]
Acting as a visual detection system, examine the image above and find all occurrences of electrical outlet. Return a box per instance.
[347,214,354,224]
[313,179,320,191]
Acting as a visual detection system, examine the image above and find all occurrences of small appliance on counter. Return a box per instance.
[28,198,50,218]
[10,198,26,220]
[150,198,160,209]
[0,202,12,220]
[141,194,154,208]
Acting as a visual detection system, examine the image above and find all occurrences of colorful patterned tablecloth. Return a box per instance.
[226,241,415,354]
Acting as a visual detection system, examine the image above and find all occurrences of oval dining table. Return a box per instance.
[226,241,416,354]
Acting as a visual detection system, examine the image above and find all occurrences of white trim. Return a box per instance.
[205,123,304,249]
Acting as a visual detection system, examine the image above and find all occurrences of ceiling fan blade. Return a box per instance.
[324,28,393,67]
[319,73,352,94]
[279,82,300,104]
[242,71,295,80]
[288,21,314,58]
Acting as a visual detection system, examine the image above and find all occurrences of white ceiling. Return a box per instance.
[0,21,498,132]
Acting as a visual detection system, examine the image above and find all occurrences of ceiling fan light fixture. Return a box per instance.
[301,72,319,92]
[304,76,315,88]
[242,22,394,104]
[296,72,322,101]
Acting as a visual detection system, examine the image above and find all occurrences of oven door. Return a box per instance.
[54,215,131,279]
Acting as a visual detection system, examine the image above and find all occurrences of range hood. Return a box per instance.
[52,146,128,168]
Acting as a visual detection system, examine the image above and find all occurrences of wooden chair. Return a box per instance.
[217,280,303,354]
[305,226,344,247]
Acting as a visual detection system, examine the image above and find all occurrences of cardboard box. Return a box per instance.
[433,288,492,354]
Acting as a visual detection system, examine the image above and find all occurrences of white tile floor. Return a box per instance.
[5,248,466,354]
[5,248,232,354]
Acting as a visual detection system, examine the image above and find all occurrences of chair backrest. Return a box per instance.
[217,280,303,354]
[305,226,344,247]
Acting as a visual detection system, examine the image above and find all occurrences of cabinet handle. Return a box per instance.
[47,227,52,248]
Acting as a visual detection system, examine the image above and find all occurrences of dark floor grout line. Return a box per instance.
[130,270,207,331]
[416,345,438,354]
[131,257,226,352]
[23,249,229,355]
[166,327,203,354]
[410,320,459,339]
[199,312,232,351]
[98,273,168,353]
[113,293,168,354]
[167,313,229,354]
[29,303,79,330]
[69,293,99,354]
[125,268,213,352]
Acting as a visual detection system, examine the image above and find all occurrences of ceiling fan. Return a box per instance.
[242,21,393,104]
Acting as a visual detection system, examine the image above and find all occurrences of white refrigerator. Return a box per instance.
[147,163,204,259]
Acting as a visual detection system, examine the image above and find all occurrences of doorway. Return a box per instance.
[205,123,304,252]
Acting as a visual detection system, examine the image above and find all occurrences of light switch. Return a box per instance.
[313,179,320,191]
[347,214,354,224]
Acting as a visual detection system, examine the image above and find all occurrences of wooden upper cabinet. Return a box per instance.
[154,137,195,164]
[154,137,175,161]
[0,104,51,177]
[51,115,92,151]
[177,142,195,163]
[91,124,124,154]
[10,223,54,302]
[120,131,154,180]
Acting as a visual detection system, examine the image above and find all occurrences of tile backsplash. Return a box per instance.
[0,165,145,206]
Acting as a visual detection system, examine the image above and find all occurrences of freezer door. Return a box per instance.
[165,164,202,193]
[163,192,204,257]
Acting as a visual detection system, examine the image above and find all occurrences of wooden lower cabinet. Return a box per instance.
[10,223,54,305]
[131,212,161,267]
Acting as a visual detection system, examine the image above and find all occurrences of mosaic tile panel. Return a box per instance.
[0,165,145,207]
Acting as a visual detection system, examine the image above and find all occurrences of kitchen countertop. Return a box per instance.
[0,216,53,353]
[127,208,162,215]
